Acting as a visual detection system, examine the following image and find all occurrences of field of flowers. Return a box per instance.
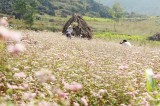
[1,29,160,106]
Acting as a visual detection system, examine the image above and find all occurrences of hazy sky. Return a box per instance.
[97,0,160,15]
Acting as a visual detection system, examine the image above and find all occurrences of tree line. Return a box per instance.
[0,0,146,26]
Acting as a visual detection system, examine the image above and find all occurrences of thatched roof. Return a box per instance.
[62,14,93,39]
[148,32,160,41]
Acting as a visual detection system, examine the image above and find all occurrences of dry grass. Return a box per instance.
[1,31,160,105]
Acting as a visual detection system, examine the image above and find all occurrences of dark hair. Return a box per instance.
[120,39,127,44]
[123,40,127,42]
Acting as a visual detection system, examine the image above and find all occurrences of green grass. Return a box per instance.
[8,14,160,36]
[95,32,160,46]
[95,32,146,41]
[9,14,68,31]
[83,16,113,22]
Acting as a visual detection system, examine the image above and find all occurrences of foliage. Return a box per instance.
[95,32,147,41]
[83,16,113,22]
[95,32,160,46]
[0,0,113,18]
[108,2,125,20]
[13,0,38,27]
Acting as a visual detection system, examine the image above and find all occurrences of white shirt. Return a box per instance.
[66,27,73,33]
[123,41,132,47]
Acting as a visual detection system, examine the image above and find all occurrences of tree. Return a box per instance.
[109,2,125,20]
[13,0,38,27]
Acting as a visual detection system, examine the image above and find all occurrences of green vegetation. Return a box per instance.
[83,16,113,22]
[94,32,160,47]
[13,0,38,26]
[95,32,146,41]
[7,14,160,47]
[0,0,112,18]
[0,0,148,29]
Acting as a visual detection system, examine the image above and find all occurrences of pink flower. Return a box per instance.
[7,43,26,55]
[38,101,58,106]
[8,31,22,42]
[13,72,27,78]
[73,102,80,106]
[98,89,107,95]
[14,43,26,52]
[63,80,83,91]
[81,96,88,106]
[7,83,19,89]
[0,17,8,27]
[55,89,68,99]
[22,83,29,89]
[0,26,10,40]
[118,65,129,70]
[153,72,160,81]
[7,45,15,53]
[23,92,36,100]
[35,69,56,82]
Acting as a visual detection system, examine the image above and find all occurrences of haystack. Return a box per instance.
[62,14,93,39]
[148,32,160,41]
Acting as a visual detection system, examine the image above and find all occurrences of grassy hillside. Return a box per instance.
[0,0,111,18]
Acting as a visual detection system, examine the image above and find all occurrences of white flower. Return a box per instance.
[23,92,36,100]
[7,43,26,55]
[81,96,88,106]
[13,72,27,78]
[9,31,22,42]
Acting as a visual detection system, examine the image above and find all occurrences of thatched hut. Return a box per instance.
[62,14,93,39]
[148,32,160,41]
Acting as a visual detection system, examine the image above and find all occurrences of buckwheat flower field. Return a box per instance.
[1,30,160,106]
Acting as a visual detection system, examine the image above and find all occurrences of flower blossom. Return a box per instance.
[153,72,160,81]
[13,72,27,78]
[0,26,10,41]
[73,102,80,106]
[23,92,36,100]
[7,43,26,55]
[55,89,69,99]
[8,31,22,42]
[0,17,8,27]
[63,80,82,91]
[81,96,88,106]
[35,69,56,83]
[118,65,129,70]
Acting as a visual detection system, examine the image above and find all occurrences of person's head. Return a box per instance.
[123,40,127,42]
[120,39,132,47]
[120,39,127,44]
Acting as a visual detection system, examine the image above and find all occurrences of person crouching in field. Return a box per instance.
[120,40,132,47]
[65,25,73,39]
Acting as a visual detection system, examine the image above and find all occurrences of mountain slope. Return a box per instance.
[95,0,160,15]
[0,0,111,18]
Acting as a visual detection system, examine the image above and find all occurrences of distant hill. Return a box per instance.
[95,0,160,16]
[0,0,111,18]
